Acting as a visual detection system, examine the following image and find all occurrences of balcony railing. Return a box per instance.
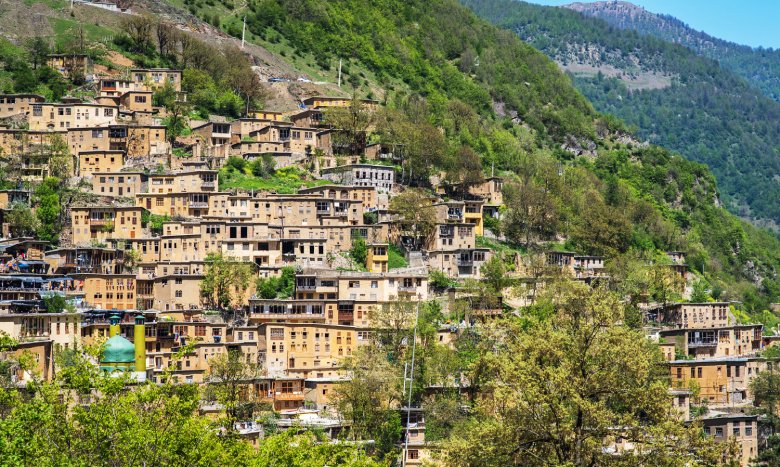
[398,285,417,293]
[688,339,718,348]
[189,201,209,208]
[90,218,113,225]
[274,391,304,400]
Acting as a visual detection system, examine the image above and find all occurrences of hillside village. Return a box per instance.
[3,1,780,466]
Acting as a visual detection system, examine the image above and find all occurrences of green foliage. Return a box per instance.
[249,154,276,178]
[429,269,458,290]
[142,211,170,235]
[465,0,780,228]
[445,280,736,465]
[34,177,62,243]
[254,267,296,300]
[5,201,39,238]
[254,429,384,466]
[242,0,595,140]
[387,244,408,270]
[219,165,328,193]
[350,236,368,267]
[42,294,72,313]
[480,254,510,294]
[200,252,255,311]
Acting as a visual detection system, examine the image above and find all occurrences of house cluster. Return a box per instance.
[1,57,768,464]
[0,61,506,462]
[649,287,767,465]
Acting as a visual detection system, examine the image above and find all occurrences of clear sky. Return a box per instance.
[528,0,780,49]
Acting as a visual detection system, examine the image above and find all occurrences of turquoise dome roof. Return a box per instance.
[101,335,136,364]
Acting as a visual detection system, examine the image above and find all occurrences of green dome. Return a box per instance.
[101,335,136,364]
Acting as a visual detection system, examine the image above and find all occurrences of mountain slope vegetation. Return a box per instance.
[152,0,780,315]
[7,0,780,314]
[567,1,780,102]
[463,0,780,231]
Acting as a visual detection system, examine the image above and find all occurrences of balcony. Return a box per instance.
[274,391,305,401]
[398,285,417,293]
[90,218,114,226]
[251,312,325,321]
[457,256,474,266]
[189,201,209,208]
[296,283,316,291]
[201,181,216,189]
[688,339,718,348]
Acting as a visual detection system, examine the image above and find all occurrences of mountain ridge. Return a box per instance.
[564,0,780,101]
[463,0,780,231]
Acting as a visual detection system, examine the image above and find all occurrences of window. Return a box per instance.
[175,290,182,298]
[733,426,740,436]
[746,426,753,436]
[715,427,723,437]
[408,450,419,460]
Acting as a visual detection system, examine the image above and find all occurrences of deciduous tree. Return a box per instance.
[446,280,735,466]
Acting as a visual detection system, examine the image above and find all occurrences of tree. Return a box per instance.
[48,133,73,179]
[350,236,368,268]
[446,280,735,466]
[502,174,558,247]
[26,37,50,70]
[324,92,375,156]
[35,177,62,243]
[121,15,155,55]
[250,154,276,178]
[332,346,402,460]
[570,190,632,256]
[155,83,192,145]
[254,429,383,466]
[389,188,436,250]
[254,266,295,300]
[480,254,509,295]
[369,299,417,362]
[199,252,254,311]
[205,348,261,428]
[43,295,71,313]
[445,145,484,198]
[750,365,780,465]
[5,201,39,237]
[375,101,447,184]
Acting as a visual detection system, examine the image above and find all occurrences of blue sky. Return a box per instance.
[529,0,780,49]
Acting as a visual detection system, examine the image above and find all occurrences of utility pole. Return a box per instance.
[241,16,246,49]
[402,302,420,467]
[337,58,342,88]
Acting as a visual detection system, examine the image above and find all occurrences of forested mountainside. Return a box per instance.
[149,0,780,314]
[567,1,780,102]
[0,1,778,464]
[3,0,780,313]
[462,0,780,232]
